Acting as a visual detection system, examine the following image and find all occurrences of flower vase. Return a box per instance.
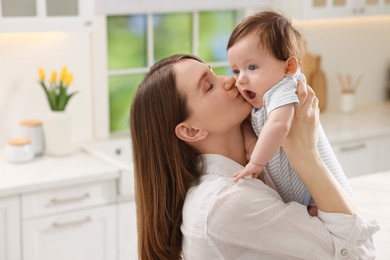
[44,111,72,156]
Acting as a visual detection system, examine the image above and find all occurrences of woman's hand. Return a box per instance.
[283,80,356,215]
[282,80,320,170]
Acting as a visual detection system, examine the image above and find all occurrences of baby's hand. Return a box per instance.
[232,161,264,182]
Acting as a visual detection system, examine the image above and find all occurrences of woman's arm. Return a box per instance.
[282,81,357,215]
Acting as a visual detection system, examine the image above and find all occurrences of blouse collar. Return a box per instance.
[199,154,244,178]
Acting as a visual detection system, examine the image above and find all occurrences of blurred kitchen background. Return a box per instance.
[1,0,390,144]
[1,1,390,259]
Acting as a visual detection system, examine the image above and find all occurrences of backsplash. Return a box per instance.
[0,32,93,148]
[295,16,390,108]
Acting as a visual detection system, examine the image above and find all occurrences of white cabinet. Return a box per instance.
[118,201,138,260]
[0,196,21,260]
[0,0,94,32]
[273,0,390,20]
[96,0,269,14]
[23,205,116,260]
[332,138,379,177]
[21,181,117,260]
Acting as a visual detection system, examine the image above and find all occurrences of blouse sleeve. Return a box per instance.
[207,179,379,259]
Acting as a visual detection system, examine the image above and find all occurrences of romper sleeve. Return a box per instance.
[207,179,379,259]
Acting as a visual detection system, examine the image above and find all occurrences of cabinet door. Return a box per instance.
[118,201,138,260]
[332,138,380,177]
[0,196,21,260]
[0,0,94,33]
[274,0,390,19]
[23,205,116,260]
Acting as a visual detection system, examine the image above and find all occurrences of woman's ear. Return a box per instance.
[285,56,298,76]
[175,123,207,142]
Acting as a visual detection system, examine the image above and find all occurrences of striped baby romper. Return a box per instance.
[251,71,354,205]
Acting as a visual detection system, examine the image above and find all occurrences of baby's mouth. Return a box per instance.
[244,90,256,100]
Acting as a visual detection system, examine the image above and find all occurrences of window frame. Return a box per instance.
[92,9,254,138]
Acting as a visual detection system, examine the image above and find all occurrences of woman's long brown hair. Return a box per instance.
[130,54,203,260]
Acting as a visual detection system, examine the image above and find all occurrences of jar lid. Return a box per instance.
[7,137,31,145]
[20,120,42,126]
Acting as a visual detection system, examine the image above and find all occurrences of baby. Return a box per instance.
[227,11,354,206]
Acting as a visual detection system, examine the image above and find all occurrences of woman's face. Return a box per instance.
[174,58,252,135]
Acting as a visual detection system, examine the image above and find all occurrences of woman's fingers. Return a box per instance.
[296,80,308,106]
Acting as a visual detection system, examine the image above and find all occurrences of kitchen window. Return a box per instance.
[106,10,239,132]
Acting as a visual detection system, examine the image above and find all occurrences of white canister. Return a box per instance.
[340,93,356,113]
[20,120,45,156]
[5,138,35,163]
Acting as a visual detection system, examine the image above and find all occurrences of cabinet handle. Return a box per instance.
[340,143,366,152]
[52,216,91,228]
[48,193,90,206]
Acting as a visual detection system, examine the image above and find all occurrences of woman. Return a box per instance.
[130,54,378,260]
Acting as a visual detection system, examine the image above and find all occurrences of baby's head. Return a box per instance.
[227,10,303,65]
[227,11,304,108]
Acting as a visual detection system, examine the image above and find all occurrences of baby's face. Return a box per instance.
[228,34,287,109]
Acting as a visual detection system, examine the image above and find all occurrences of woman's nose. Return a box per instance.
[222,76,236,91]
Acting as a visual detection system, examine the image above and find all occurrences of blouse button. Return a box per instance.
[340,248,349,257]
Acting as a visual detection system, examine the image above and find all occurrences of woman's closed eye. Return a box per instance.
[206,82,214,92]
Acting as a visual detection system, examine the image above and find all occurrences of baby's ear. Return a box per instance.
[285,56,298,76]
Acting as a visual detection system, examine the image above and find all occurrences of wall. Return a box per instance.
[1,15,389,148]
[0,32,93,148]
[294,16,390,109]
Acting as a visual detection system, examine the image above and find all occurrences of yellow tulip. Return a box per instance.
[60,67,68,84]
[50,71,57,85]
[38,68,45,81]
[64,73,73,86]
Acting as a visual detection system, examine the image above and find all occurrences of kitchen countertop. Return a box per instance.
[349,171,390,260]
[320,101,390,143]
[0,150,120,198]
[0,101,389,199]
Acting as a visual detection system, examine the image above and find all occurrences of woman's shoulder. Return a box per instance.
[182,173,278,234]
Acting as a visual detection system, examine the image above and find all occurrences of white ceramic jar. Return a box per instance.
[340,93,356,113]
[20,120,45,156]
[5,138,34,163]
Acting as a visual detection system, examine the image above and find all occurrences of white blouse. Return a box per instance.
[181,154,379,260]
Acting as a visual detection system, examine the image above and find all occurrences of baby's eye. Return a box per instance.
[248,65,257,71]
[232,69,240,75]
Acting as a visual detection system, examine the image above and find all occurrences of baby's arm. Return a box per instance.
[233,104,295,182]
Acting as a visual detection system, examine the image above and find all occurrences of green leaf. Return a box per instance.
[60,91,78,111]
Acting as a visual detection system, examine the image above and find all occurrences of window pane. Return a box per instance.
[212,67,233,77]
[199,11,236,62]
[154,13,192,62]
[107,15,147,70]
[109,74,144,132]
